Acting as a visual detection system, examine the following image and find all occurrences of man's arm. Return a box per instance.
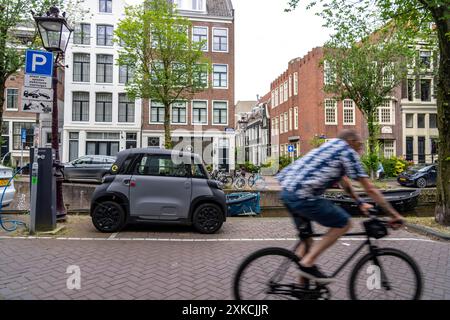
[340,176,372,214]
[358,177,403,220]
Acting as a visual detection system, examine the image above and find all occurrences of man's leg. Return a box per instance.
[300,220,352,267]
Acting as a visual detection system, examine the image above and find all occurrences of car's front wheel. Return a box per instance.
[416,177,427,188]
[192,203,224,234]
[91,201,126,233]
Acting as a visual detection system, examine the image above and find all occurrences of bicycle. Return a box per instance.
[248,169,266,190]
[233,209,422,300]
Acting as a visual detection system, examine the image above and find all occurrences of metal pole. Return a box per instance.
[52,57,65,220]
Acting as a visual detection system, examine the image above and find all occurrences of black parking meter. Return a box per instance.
[29,148,56,233]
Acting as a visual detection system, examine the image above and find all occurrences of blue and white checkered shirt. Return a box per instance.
[277,138,368,199]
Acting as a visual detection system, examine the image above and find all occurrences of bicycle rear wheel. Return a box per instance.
[233,248,301,300]
[349,248,422,300]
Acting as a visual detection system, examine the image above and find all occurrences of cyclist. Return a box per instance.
[277,129,404,284]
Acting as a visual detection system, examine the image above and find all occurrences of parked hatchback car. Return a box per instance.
[90,148,227,234]
[0,165,16,207]
[62,155,116,183]
[397,164,437,188]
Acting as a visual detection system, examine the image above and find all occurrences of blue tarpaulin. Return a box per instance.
[226,192,261,216]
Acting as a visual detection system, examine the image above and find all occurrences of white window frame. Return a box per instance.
[191,100,208,125]
[212,64,228,89]
[212,27,229,53]
[5,88,19,111]
[279,114,284,133]
[271,91,275,108]
[382,140,395,158]
[149,99,165,124]
[343,99,356,125]
[170,101,188,125]
[324,60,336,85]
[324,99,338,125]
[294,107,298,129]
[274,88,279,107]
[376,99,394,125]
[289,108,292,131]
[274,117,279,135]
[284,112,288,133]
[278,85,283,104]
[212,100,228,126]
[293,72,298,95]
[284,81,288,102]
[192,26,208,52]
[289,75,292,97]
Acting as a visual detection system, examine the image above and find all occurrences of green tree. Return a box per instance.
[287,0,450,225]
[0,0,86,137]
[115,0,211,149]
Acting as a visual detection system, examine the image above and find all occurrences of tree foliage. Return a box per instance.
[115,0,211,149]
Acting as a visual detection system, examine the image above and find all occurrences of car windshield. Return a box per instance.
[407,165,432,173]
[418,165,434,172]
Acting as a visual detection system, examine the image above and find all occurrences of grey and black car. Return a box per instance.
[90,148,227,234]
[397,164,437,188]
[62,155,116,183]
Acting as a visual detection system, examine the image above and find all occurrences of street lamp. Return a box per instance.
[34,6,73,220]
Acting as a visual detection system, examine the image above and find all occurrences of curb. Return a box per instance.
[405,222,450,241]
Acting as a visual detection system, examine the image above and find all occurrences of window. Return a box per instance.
[284,81,288,102]
[13,122,35,150]
[271,91,275,108]
[420,50,431,69]
[171,101,187,124]
[382,140,395,158]
[99,0,112,13]
[274,88,279,106]
[73,53,90,82]
[274,117,278,135]
[192,26,208,51]
[405,114,414,128]
[137,155,189,178]
[293,72,298,95]
[284,112,288,132]
[213,101,227,125]
[324,60,335,85]
[420,79,431,101]
[118,94,135,123]
[378,100,392,124]
[289,75,292,97]
[73,23,90,45]
[213,28,228,52]
[126,133,137,149]
[279,114,284,133]
[192,101,207,124]
[279,85,284,103]
[96,54,113,83]
[192,0,205,11]
[176,0,205,11]
[288,108,292,131]
[429,114,437,129]
[6,88,18,110]
[324,99,337,124]
[294,107,298,129]
[150,100,165,123]
[213,64,227,88]
[97,25,113,46]
[343,100,355,125]
[148,136,160,147]
[69,132,79,161]
[383,66,393,87]
[193,64,208,87]
[417,113,425,128]
[119,64,133,84]
[72,92,89,122]
[172,63,188,86]
[95,93,112,122]
[407,79,414,101]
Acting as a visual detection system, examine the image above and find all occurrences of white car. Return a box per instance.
[0,165,15,207]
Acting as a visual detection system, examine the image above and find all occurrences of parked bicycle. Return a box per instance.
[248,168,266,189]
[233,208,422,300]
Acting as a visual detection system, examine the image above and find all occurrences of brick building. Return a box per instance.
[268,47,402,159]
[141,0,236,171]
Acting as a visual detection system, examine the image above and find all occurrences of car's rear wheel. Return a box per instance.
[416,177,427,188]
[91,201,126,233]
[192,203,224,234]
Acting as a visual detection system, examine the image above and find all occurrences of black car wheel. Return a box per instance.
[92,201,126,233]
[192,203,224,234]
[416,177,427,188]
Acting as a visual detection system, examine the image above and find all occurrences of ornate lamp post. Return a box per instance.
[33,7,73,220]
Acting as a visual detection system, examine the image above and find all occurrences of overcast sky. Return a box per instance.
[233,0,331,103]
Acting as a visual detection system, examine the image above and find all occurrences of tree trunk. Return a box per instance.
[0,80,5,136]
[164,103,172,149]
[433,10,450,226]
[366,113,378,179]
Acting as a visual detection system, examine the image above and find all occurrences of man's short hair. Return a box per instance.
[337,129,361,142]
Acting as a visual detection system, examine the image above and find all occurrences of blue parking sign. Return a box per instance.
[25,50,54,77]
[288,145,295,153]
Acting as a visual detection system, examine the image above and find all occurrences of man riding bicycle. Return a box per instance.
[277,129,404,284]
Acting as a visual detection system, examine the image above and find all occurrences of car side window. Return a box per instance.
[191,163,207,179]
[137,155,189,178]
[74,157,92,165]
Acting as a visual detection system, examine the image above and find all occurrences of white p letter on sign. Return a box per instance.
[32,54,47,72]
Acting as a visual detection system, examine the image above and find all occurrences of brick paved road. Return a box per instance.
[0,218,449,300]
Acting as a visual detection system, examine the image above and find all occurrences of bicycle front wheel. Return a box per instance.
[233,248,301,300]
[349,248,422,300]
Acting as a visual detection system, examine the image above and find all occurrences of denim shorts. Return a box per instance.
[280,189,351,229]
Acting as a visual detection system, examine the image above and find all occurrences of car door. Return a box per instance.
[129,153,192,220]
[66,156,92,180]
